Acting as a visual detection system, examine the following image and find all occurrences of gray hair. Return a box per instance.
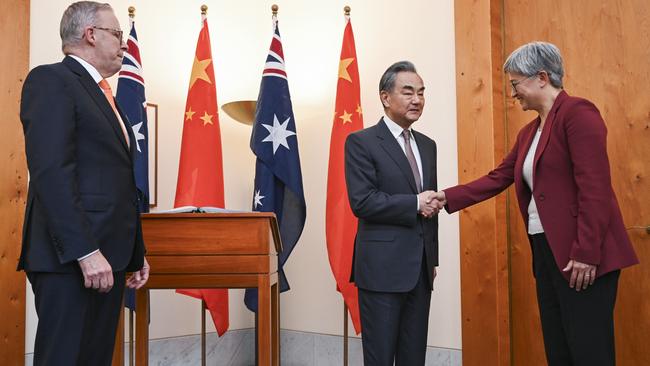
[379,61,418,93]
[60,1,112,53]
[503,41,564,88]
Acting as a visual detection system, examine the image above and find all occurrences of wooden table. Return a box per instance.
[134,212,281,365]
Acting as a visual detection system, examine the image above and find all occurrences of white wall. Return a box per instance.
[27,0,460,352]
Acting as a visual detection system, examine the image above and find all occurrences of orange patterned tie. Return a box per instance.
[98,79,130,147]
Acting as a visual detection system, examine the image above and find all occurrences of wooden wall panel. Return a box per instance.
[501,3,549,364]
[453,1,510,365]
[0,0,29,364]
[502,1,650,365]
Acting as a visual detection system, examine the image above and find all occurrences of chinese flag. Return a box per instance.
[174,16,229,336]
[326,17,363,334]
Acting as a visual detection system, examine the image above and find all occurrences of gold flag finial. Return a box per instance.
[201,4,208,15]
[271,4,278,16]
[344,6,351,16]
[128,6,135,18]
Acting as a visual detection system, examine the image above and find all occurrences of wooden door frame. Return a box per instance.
[454,0,511,365]
[0,0,29,364]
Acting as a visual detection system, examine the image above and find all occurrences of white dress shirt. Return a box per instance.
[69,55,130,146]
[383,115,424,210]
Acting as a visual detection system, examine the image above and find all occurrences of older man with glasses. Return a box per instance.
[345,61,442,366]
[19,2,149,364]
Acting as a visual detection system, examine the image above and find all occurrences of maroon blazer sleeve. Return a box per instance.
[564,100,612,264]
[443,137,520,213]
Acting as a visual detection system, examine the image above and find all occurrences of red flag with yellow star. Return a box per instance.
[174,16,229,336]
[326,17,363,334]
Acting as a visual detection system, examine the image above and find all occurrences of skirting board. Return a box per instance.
[25,328,461,365]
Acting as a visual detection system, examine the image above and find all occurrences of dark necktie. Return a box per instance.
[402,129,422,193]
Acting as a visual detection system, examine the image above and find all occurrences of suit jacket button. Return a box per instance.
[539,194,545,201]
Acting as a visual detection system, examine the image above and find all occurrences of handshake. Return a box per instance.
[418,190,447,218]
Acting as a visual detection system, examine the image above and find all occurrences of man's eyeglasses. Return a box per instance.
[92,26,123,43]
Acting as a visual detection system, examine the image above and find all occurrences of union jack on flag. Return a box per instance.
[245,18,306,312]
[116,21,149,213]
[261,30,287,79]
[116,20,149,311]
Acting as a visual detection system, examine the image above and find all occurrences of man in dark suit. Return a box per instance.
[19,2,149,365]
[344,61,442,365]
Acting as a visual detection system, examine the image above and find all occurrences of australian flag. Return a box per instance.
[245,19,306,312]
[116,21,149,310]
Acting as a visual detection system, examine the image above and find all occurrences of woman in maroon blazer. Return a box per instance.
[437,42,638,365]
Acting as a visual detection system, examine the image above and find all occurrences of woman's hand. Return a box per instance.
[563,259,597,291]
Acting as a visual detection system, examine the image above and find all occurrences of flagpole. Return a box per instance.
[201,300,207,366]
[255,7,279,365]
[201,3,207,21]
[128,5,135,27]
[271,4,278,25]
[343,303,349,366]
[342,7,352,366]
[198,7,208,366]
[126,7,136,366]
[129,311,134,366]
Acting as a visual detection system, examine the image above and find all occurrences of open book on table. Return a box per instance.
[154,206,250,214]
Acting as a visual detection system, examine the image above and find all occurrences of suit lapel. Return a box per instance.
[63,57,131,155]
[376,118,419,194]
[116,102,135,160]
[533,90,568,174]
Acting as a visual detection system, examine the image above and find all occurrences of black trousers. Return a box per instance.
[28,271,126,366]
[358,259,432,366]
[531,233,620,366]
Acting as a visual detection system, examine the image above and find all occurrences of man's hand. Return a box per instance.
[126,257,150,290]
[418,191,446,218]
[418,190,440,218]
[78,251,113,293]
[563,259,597,291]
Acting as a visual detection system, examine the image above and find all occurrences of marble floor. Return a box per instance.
[25,329,461,365]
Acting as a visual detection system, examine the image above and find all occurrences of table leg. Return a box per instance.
[112,306,125,366]
[135,289,149,366]
[271,279,279,366]
[257,275,271,365]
